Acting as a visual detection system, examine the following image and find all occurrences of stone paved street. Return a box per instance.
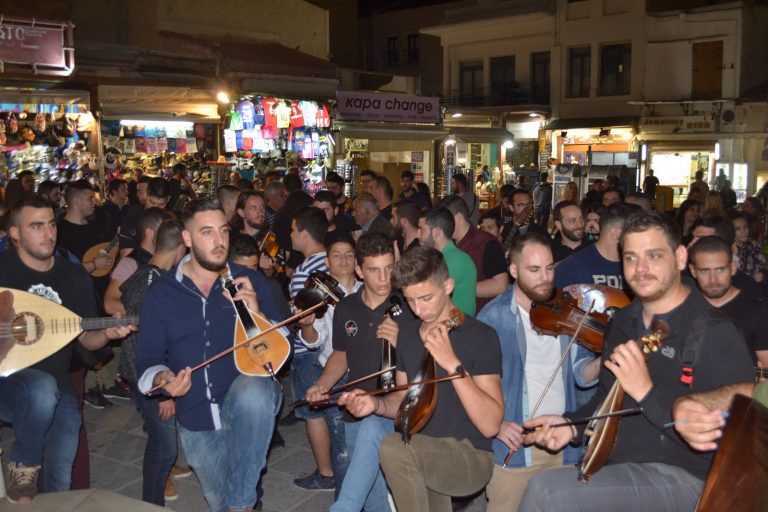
[1,391,487,511]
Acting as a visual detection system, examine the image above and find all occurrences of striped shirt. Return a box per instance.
[289,252,328,355]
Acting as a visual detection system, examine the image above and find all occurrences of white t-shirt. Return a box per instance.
[519,305,566,417]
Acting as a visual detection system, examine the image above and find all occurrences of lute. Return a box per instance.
[0,287,138,377]
[82,235,120,277]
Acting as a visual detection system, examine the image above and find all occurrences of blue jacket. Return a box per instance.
[477,286,598,468]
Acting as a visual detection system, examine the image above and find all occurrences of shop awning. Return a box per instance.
[449,126,514,144]
[337,122,448,141]
[97,85,219,122]
[543,116,637,131]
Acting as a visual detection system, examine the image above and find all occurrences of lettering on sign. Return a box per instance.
[336,92,440,124]
[0,17,74,76]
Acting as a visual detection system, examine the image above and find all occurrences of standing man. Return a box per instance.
[233,191,268,240]
[443,195,508,312]
[136,198,285,512]
[398,170,430,210]
[369,176,393,222]
[533,171,553,229]
[719,179,737,210]
[0,197,134,503]
[554,203,631,292]
[478,233,599,511]
[643,169,659,202]
[351,193,391,238]
[168,163,197,212]
[451,173,480,226]
[521,211,754,511]
[341,246,504,512]
[305,233,408,512]
[274,173,313,274]
[324,172,353,219]
[689,169,710,199]
[688,235,768,367]
[499,189,549,252]
[550,200,586,263]
[358,170,376,195]
[391,200,421,254]
[216,185,241,225]
[418,208,477,316]
[120,177,171,258]
[264,180,287,230]
[99,179,128,233]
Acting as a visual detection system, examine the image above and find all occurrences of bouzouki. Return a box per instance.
[82,235,119,277]
[0,287,138,377]
[577,321,669,482]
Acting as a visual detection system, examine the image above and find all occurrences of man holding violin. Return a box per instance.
[477,232,600,512]
[520,211,754,512]
[341,246,504,512]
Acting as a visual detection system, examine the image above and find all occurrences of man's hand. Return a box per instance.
[522,415,574,452]
[158,399,176,421]
[155,368,192,398]
[93,253,113,271]
[604,340,653,403]
[259,253,275,276]
[497,421,524,452]
[377,317,399,349]
[104,312,136,340]
[305,383,330,404]
[422,322,460,373]
[338,389,377,418]
[227,276,260,314]
[672,397,725,452]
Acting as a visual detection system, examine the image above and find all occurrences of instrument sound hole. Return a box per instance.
[11,313,43,345]
[249,341,269,357]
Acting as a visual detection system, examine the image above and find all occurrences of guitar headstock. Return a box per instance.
[641,319,670,354]
[219,266,235,292]
[387,295,403,319]
[445,308,465,332]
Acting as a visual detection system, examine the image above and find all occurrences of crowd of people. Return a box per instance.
[0,163,764,512]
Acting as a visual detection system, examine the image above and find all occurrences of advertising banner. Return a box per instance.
[336,91,440,124]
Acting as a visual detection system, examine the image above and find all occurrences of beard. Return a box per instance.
[246,218,266,231]
[561,226,584,243]
[700,284,730,300]
[629,273,670,302]
[192,243,227,273]
[517,277,554,303]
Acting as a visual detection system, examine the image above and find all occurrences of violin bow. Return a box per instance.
[145,300,328,395]
[521,407,643,435]
[290,366,396,408]
[502,299,595,468]
[304,371,468,409]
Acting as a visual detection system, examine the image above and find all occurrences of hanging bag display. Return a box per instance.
[8,113,19,135]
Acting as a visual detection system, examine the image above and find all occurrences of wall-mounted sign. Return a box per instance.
[336,91,440,124]
[640,115,714,133]
[0,17,75,76]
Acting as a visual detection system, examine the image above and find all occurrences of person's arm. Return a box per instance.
[477,272,510,299]
[78,323,135,351]
[305,350,348,402]
[104,278,127,315]
[672,382,755,451]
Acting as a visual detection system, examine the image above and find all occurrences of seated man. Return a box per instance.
[341,246,504,511]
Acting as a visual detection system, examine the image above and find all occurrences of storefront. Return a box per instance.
[335,91,444,200]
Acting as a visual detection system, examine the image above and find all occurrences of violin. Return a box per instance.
[258,231,286,274]
[578,321,669,482]
[530,284,630,353]
[395,308,465,444]
[293,271,346,320]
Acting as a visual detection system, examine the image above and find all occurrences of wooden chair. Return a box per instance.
[695,394,768,511]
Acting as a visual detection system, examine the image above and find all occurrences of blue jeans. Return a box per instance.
[519,462,703,512]
[331,415,393,512]
[0,369,81,492]
[178,375,281,512]
[132,384,178,506]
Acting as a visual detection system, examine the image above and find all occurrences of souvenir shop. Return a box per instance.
[220,95,334,194]
[0,88,98,189]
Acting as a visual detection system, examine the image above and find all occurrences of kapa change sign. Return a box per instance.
[337,92,440,124]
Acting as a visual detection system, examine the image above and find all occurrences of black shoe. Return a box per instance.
[293,469,335,491]
[102,382,132,400]
[84,387,113,409]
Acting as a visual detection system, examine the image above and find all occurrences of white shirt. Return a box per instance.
[519,305,566,417]
[299,280,362,366]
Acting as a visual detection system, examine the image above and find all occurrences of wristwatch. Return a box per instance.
[454,363,467,375]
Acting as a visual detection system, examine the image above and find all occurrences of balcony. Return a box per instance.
[442,83,550,108]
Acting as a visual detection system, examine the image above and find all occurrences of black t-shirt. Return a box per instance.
[119,204,144,250]
[57,217,114,261]
[332,288,414,421]
[482,239,508,278]
[396,314,501,451]
[718,290,768,363]
[0,249,99,393]
[380,204,393,222]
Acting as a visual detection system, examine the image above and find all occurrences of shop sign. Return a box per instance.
[640,116,714,133]
[0,17,75,76]
[336,91,440,124]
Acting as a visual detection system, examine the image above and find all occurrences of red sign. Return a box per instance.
[0,17,74,76]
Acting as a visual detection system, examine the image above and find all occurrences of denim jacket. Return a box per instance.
[477,286,598,468]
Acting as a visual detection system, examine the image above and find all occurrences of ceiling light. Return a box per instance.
[216,91,230,104]
[529,113,539,117]
[451,112,463,118]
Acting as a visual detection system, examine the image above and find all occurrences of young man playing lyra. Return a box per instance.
[340,246,503,511]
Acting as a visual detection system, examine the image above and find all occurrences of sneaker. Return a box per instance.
[84,387,113,409]
[293,469,335,491]
[102,377,132,400]
[164,478,178,502]
[170,465,192,479]
[7,462,40,504]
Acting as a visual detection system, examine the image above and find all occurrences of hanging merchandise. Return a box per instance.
[221,95,335,193]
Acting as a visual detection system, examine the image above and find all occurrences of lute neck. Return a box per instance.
[81,316,139,331]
